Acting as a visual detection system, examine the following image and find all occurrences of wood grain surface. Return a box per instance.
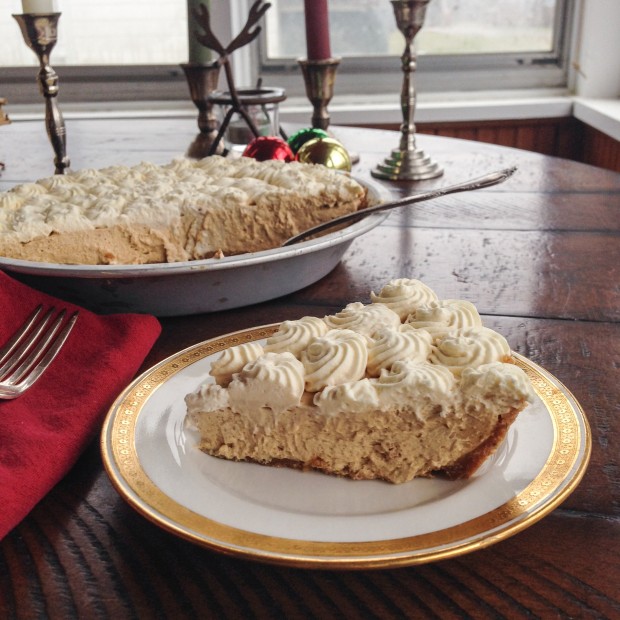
[0,118,618,619]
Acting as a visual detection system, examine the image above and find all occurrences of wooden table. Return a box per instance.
[1,118,619,618]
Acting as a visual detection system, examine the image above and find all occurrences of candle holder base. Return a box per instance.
[185,132,219,160]
[372,146,443,181]
[298,57,340,131]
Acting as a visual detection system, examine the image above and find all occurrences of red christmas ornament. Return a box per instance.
[242,136,294,162]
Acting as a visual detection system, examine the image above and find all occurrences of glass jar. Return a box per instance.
[210,87,286,153]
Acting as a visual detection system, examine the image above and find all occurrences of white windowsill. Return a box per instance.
[5,91,620,145]
[280,89,575,125]
[572,98,620,142]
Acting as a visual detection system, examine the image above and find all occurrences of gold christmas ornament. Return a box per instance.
[295,137,351,171]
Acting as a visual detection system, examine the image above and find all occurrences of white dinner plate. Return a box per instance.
[0,178,392,316]
[101,325,591,569]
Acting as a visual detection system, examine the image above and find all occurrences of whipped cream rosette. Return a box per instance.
[366,325,433,377]
[264,316,329,359]
[370,278,439,321]
[301,329,368,392]
[324,302,400,336]
[406,299,482,340]
[227,352,305,415]
[209,341,264,387]
[429,327,512,375]
[375,361,457,413]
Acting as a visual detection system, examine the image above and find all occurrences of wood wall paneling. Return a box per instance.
[349,117,620,173]
[580,123,620,172]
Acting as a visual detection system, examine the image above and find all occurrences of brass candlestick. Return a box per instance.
[298,57,340,131]
[371,0,442,181]
[13,12,70,175]
[181,62,224,157]
[0,97,10,126]
[181,62,221,134]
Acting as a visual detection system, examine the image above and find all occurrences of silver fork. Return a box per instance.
[0,306,79,400]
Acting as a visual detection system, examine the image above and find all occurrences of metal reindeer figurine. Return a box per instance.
[191,0,272,155]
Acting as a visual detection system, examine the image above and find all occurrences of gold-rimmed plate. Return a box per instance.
[101,325,591,569]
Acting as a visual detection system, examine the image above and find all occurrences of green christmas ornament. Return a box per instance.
[287,127,329,154]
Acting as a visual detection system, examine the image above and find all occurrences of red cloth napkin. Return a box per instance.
[0,271,161,539]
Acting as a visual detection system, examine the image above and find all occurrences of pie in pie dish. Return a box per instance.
[185,279,535,484]
[0,156,367,265]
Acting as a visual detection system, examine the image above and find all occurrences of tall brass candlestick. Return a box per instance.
[13,12,69,175]
[298,57,340,131]
[372,0,442,181]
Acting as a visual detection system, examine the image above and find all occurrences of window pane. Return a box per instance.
[266,0,558,59]
[2,0,187,66]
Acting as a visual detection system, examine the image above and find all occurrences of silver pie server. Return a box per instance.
[282,166,517,246]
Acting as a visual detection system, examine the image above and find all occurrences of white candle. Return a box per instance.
[187,0,212,64]
[22,0,58,13]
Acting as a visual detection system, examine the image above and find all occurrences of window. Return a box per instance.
[1,0,574,105]
[3,0,188,67]
[2,0,191,104]
[258,0,574,96]
[266,0,560,58]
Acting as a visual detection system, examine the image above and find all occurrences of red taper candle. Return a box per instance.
[304,0,331,60]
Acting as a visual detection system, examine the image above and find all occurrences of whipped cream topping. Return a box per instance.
[314,378,380,414]
[194,156,364,201]
[375,361,457,413]
[11,183,47,197]
[264,316,329,358]
[186,382,230,414]
[0,155,365,244]
[192,279,534,417]
[227,352,305,415]
[429,327,511,375]
[301,329,368,392]
[370,278,439,320]
[460,362,536,411]
[324,302,401,336]
[406,299,482,340]
[366,325,433,377]
[209,341,264,386]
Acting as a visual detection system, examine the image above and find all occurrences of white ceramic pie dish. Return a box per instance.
[0,178,392,316]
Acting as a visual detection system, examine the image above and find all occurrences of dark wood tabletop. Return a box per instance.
[1,117,619,619]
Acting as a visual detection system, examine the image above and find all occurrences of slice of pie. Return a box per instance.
[185,279,535,484]
[0,155,367,265]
